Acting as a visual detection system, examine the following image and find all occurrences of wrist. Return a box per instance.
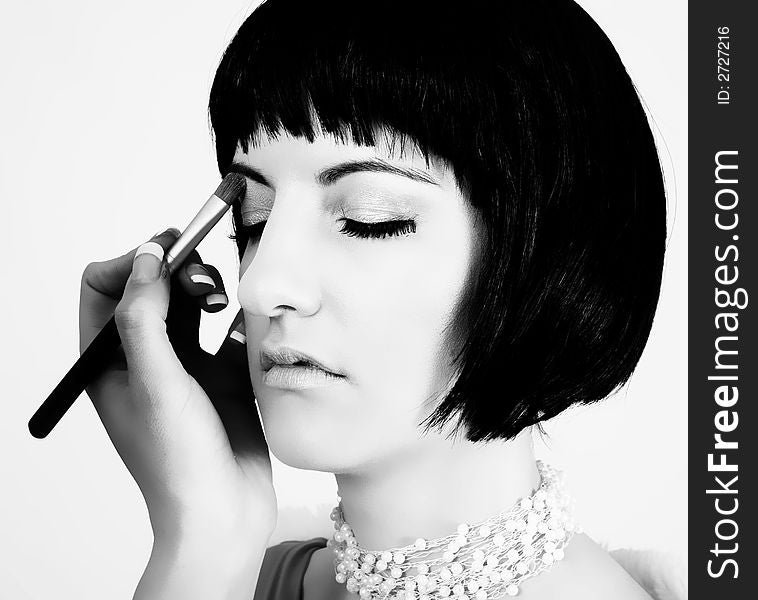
[148,495,276,548]
[136,520,271,600]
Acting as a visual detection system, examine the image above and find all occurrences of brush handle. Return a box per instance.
[28,315,122,438]
[28,179,242,440]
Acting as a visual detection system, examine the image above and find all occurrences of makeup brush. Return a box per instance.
[28,173,247,439]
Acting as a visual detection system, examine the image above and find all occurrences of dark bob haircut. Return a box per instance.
[209,0,667,443]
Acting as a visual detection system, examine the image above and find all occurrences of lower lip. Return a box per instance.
[262,364,345,390]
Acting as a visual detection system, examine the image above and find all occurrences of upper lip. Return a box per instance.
[260,345,343,376]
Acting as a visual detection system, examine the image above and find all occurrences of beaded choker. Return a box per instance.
[329,460,579,599]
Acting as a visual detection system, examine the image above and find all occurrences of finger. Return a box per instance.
[175,250,215,298]
[80,228,180,350]
[216,308,247,357]
[210,311,267,458]
[197,263,228,314]
[115,233,190,406]
[165,248,206,357]
[82,228,180,300]
[166,270,202,358]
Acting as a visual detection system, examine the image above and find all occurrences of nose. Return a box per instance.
[237,189,321,319]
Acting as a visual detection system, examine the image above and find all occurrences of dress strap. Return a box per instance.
[254,537,328,600]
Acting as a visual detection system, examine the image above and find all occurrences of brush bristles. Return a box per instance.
[214,172,246,205]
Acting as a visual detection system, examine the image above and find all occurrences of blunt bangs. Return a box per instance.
[209,0,516,188]
[209,0,667,443]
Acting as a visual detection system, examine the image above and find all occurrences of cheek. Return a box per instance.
[338,219,474,395]
[240,212,476,471]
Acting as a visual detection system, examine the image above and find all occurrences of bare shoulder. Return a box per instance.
[520,533,654,600]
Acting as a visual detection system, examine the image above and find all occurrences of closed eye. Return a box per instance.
[338,218,416,239]
[229,218,417,244]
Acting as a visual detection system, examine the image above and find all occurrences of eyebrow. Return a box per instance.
[228,157,439,189]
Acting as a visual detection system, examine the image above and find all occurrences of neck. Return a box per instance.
[333,428,540,551]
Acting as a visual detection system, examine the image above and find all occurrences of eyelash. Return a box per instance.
[338,218,417,238]
[229,218,417,243]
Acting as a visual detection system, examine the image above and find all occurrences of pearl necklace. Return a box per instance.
[329,461,579,599]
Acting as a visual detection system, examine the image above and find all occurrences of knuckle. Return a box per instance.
[114,299,158,334]
[113,305,147,333]
[130,272,156,285]
[81,261,101,286]
[204,263,222,278]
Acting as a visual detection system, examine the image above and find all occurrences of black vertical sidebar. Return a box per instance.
[690,1,757,598]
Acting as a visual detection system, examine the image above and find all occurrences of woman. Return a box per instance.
[81,0,666,598]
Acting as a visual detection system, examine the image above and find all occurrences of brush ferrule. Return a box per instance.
[165,194,230,272]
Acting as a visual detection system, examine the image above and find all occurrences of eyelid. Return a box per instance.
[238,185,418,225]
[241,206,271,226]
[339,194,416,215]
[336,191,417,219]
[339,207,417,223]
[239,183,274,225]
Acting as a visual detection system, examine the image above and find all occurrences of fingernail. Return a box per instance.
[229,317,246,344]
[206,292,228,306]
[152,227,181,238]
[191,273,215,287]
[132,241,165,281]
[186,263,215,287]
[228,309,245,344]
[229,330,246,344]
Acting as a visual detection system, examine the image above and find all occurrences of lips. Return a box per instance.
[260,345,343,376]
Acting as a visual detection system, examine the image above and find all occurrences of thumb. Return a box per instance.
[115,238,189,401]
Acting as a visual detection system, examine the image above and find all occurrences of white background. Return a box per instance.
[0,1,687,598]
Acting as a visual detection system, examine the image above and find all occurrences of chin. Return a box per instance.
[267,433,366,474]
[257,397,362,473]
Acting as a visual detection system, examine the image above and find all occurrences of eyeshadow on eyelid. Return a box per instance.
[341,195,417,219]
[345,207,417,222]
[242,185,274,205]
[239,187,274,223]
[241,207,270,225]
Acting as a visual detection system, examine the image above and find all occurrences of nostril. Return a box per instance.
[271,304,296,317]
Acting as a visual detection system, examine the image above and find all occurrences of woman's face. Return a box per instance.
[235,130,480,473]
